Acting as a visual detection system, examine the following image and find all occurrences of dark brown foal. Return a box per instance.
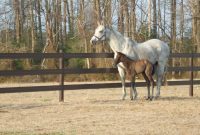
[113,52,157,100]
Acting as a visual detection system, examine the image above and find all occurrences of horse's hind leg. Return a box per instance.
[118,66,126,100]
[156,62,165,98]
[149,77,155,100]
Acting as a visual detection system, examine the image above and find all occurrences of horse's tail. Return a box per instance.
[152,61,158,75]
[163,64,168,86]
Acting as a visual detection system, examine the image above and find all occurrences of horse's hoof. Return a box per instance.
[121,97,125,100]
[145,97,151,100]
[154,96,159,99]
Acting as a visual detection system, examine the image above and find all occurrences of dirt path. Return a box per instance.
[0,84,200,135]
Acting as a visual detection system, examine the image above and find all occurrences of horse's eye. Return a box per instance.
[99,30,103,33]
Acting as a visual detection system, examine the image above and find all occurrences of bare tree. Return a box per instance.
[69,0,74,36]
[13,0,21,43]
[163,0,167,40]
[148,0,152,38]
[78,0,90,68]
[171,0,176,77]
[152,0,157,38]
[29,0,35,53]
[171,0,176,52]
[41,0,55,69]
[130,0,136,40]
[37,0,43,47]
[63,0,67,42]
[157,0,162,38]
[180,0,184,47]
[124,0,129,37]
[118,0,124,34]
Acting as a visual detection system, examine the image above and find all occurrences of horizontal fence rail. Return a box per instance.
[1,80,200,94]
[1,52,200,59]
[0,53,114,59]
[1,67,200,76]
[0,52,199,101]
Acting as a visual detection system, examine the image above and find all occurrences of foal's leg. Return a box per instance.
[118,66,126,100]
[142,73,150,100]
[146,72,155,100]
[130,75,137,100]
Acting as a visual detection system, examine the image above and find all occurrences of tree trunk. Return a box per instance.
[171,0,176,52]
[105,0,112,25]
[140,0,143,33]
[153,0,157,38]
[124,0,129,37]
[163,0,166,40]
[65,0,71,37]
[41,0,55,69]
[37,0,43,47]
[171,0,176,78]
[13,0,21,43]
[79,0,90,68]
[148,0,152,38]
[70,0,74,36]
[30,0,35,53]
[157,0,162,38]
[179,0,184,76]
[58,0,63,47]
[20,0,24,42]
[130,0,136,40]
[118,0,124,34]
[96,0,102,22]
[196,0,200,53]
[63,0,67,42]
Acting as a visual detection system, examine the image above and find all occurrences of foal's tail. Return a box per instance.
[152,61,158,75]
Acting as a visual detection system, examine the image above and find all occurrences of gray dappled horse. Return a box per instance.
[90,22,170,100]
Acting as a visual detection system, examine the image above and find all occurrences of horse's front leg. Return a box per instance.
[130,75,137,100]
[118,66,126,100]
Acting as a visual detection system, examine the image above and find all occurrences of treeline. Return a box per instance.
[0,0,200,80]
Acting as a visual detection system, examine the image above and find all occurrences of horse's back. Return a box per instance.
[140,39,170,61]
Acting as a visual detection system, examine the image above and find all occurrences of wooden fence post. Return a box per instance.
[59,49,64,102]
[189,52,194,97]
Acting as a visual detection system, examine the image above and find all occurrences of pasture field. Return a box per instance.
[0,83,200,135]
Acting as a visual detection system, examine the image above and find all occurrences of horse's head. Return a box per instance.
[90,22,108,45]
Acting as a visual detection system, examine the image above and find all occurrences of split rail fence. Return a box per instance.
[0,52,200,101]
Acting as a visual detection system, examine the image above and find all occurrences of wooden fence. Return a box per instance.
[0,53,200,102]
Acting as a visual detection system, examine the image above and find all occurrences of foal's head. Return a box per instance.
[113,52,131,67]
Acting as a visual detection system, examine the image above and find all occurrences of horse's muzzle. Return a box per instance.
[90,38,97,45]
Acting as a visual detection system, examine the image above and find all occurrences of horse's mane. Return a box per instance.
[110,28,137,46]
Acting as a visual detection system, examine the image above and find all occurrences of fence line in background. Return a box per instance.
[0,53,199,101]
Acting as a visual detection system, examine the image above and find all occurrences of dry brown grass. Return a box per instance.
[1,83,200,135]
